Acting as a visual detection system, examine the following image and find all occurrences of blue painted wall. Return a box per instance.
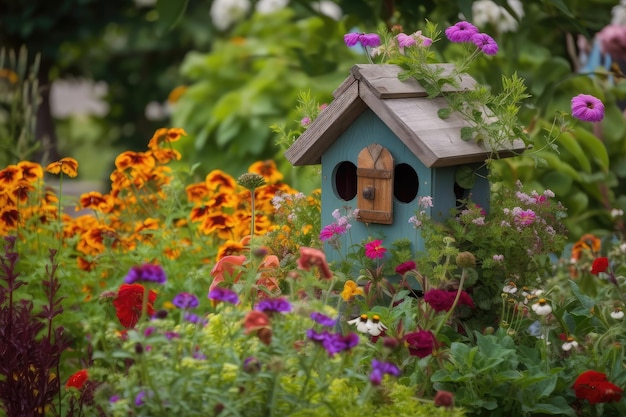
[320,109,490,267]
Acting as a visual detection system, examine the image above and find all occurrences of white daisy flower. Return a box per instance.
[562,337,579,352]
[366,314,387,336]
[502,282,518,295]
[347,314,370,334]
[610,308,624,320]
[531,299,552,316]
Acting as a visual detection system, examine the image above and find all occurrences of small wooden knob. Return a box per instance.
[363,187,375,200]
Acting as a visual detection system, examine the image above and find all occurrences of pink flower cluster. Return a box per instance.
[445,21,498,55]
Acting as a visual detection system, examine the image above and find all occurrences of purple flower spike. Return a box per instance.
[445,21,479,43]
[208,287,240,305]
[255,297,292,313]
[124,264,167,285]
[310,312,337,327]
[172,292,199,309]
[571,94,605,122]
[472,33,498,55]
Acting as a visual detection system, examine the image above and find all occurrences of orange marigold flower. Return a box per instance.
[190,205,211,222]
[217,239,245,260]
[207,191,237,209]
[17,161,43,182]
[341,280,364,301]
[167,86,187,104]
[115,151,155,172]
[45,157,78,178]
[571,234,601,262]
[77,256,97,272]
[151,148,182,164]
[0,208,19,231]
[205,169,236,193]
[78,191,114,213]
[9,180,35,204]
[248,160,283,184]
[65,369,89,390]
[185,183,210,203]
[200,213,235,238]
[0,165,23,189]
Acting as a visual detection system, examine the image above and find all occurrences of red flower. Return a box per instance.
[590,257,609,275]
[395,260,416,275]
[112,284,157,328]
[573,370,623,404]
[424,289,474,312]
[404,330,437,358]
[65,369,89,390]
[297,246,333,279]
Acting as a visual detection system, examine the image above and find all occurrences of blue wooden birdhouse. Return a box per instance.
[285,64,525,263]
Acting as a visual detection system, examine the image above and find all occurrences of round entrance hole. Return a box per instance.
[394,163,419,203]
[334,161,357,201]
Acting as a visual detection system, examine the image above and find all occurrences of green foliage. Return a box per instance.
[171,9,354,185]
[0,46,40,166]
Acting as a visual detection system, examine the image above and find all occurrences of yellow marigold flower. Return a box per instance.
[0,208,19,232]
[0,68,18,83]
[217,240,245,260]
[78,191,114,213]
[45,157,78,178]
[248,160,283,184]
[341,280,364,301]
[148,127,188,149]
[571,233,601,261]
[9,180,35,204]
[17,161,43,182]
[200,213,235,237]
[0,164,23,189]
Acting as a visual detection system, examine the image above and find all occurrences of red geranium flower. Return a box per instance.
[573,370,623,404]
[112,284,157,328]
[590,257,609,275]
[65,369,89,390]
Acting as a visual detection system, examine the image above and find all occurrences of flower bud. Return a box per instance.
[456,251,476,268]
[434,390,455,408]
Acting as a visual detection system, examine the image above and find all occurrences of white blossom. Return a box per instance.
[562,337,579,352]
[255,0,289,14]
[472,0,524,33]
[610,308,624,320]
[531,299,552,316]
[210,0,251,31]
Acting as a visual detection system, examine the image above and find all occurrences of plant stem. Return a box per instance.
[434,268,467,336]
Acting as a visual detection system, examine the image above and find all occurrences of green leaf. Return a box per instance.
[156,0,189,30]
[460,127,473,141]
[569,279,595,312]
[437,108,452,119]
[455,165,476,189]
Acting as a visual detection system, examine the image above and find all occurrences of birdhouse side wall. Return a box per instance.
[320,109,434,266]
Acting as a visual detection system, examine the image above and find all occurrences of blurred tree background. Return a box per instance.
[1,0,625,239]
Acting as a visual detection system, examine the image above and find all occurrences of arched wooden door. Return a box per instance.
[356,144,394,224]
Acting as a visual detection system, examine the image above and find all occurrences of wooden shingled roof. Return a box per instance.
[284,64,527,168]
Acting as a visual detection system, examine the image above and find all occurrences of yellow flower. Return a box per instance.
[341,280,364,301]
[45,157,79,178]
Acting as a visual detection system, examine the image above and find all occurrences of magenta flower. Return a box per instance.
[344,32,381,48]
[424,288,474,312]
[395,260,416,275]
[513,208,536,226]
[472,33,498,55]
[396,33,416,48]
[364,239,386,259]
[445,21,479,43]
[404,330,437,358]
[319,223,347,241]
[571,94,605,122]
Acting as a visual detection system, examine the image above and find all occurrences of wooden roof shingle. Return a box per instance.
[285,64,527,168]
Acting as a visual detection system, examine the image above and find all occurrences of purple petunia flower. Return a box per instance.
[310,312,337,327]
[110,395,120,403]
[208,287,240,305]
[172,292,199,309]
[343,32,381,48]
[184,312,207,325]
[445,21,479,43]
[255,297,292,313]
[571,94,605,122]
[124,264,167,285]
[135,391,146,406]
[472,33,498,55]
[370,359,401,385]
[306,329,359,356]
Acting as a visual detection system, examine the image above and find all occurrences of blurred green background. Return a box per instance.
[1,0,625,239]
